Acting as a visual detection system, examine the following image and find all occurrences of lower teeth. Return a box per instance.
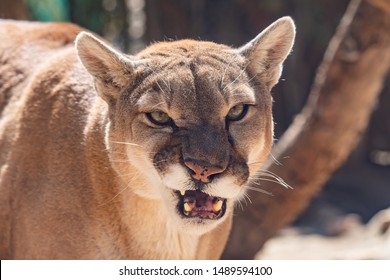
[182,200,223,214]
[178,190,224,217]
[212,200,223,212]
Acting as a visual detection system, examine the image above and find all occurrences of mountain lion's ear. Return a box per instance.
[76,32,138,102]
[239,17,295,89]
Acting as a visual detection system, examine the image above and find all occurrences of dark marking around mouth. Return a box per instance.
[176,190,227,220]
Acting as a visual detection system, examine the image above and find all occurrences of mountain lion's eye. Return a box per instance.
[227,104,249,121]
[146,111,172,126]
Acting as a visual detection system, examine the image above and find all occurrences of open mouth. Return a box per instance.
[176,190,227,220]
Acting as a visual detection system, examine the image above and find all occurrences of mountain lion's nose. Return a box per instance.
[184,160,225,183]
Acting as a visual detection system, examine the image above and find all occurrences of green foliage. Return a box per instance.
[24,0,70,21]
[69,0,104,35]
[24,0,103,34]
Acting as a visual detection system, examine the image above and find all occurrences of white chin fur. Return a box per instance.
[161,164,190,190]
[207,176,245,199]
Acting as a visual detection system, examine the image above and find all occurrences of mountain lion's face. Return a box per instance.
[76,18,295,233]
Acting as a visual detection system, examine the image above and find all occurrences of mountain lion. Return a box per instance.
[0,17,295,259]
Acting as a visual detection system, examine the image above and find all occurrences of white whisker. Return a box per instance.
[110,141,140,146]
[145,66,170,94]
[151,101,165,110]
[270,152,282,166]
[110,151,129,156]
[99,174,141,206]
[240,192,252,206]
[251,177,291,189]
[227,75,257,93]
[110,159,132,163]
[236,198,245,211]
[248,160,266,166]
[115,172,134,178]
[222,64,248,92]
[246,186,274,196]
[220,59,233,88]
[244,192,252,204]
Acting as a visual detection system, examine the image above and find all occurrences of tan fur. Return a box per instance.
[0,18,295,259]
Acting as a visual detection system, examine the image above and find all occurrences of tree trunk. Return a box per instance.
[223,0,390,259]
[0,0,28,20]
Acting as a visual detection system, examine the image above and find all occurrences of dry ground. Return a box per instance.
[257,208,390,259]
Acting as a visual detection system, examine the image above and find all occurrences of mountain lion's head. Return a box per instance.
[76,17,295,234]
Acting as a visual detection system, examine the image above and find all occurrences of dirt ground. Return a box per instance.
[257,208,390,259]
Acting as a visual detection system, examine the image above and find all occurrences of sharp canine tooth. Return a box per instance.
[184,202,193,212]
[212,200,223,212]
[180,190,186,196]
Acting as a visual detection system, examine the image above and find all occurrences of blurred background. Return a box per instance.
[1,0,389,258]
